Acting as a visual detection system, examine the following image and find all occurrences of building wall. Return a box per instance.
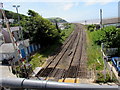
[0,43,41,62]
[1,27,21,43]
[2,29,11,43]
[0,34,4,45]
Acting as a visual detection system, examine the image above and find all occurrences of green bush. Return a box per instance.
[96,72,117,83]
[90,26,120,48]
[87,24,95,32]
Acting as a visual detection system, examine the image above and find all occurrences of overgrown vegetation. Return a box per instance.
[96,72,117,83]
[86,30,104,70]
[87,25,120,48]
[86,24,120,83]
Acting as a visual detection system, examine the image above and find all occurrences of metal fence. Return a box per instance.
[0,78,119,90]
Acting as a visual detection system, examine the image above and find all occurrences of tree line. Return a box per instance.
[20,10,62,47]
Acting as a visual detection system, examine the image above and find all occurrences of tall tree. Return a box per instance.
[21,10,61,47]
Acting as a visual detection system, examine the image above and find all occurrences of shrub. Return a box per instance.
[90,26,120,48]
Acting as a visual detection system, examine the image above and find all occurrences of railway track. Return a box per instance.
[37,24,87,83]
[37,25,78,77]
[61,26,84,83]
[36,26,75,77]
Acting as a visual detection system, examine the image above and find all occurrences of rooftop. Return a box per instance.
[0,39,30,54]
[2,26,22,32]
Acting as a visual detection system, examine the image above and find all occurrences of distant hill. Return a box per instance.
[47,17,67,23]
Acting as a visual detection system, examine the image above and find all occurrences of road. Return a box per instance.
[37,24,90,83]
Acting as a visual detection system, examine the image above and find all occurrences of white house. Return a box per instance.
[0,43,16,61]
[0,39,41,62]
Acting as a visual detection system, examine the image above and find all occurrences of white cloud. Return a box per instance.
[62,2,79,11]
[83,0,119,6]
[63,3,74,11]
[85,1,96,6]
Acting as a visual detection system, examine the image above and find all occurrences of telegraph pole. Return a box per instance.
[13,5,30,78]
[0,3,20,76]
[85,20,87,25]
[13,5,24,42]
[100,9,103,28]
[13,5,20,24]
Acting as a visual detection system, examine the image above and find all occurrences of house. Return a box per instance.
[58,23,65,30]
[1,26,21,43]
[0,39,41,62]
[0,43,16,61]
[0,19,14,24]
[0,25,41,63]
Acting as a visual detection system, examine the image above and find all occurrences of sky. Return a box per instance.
[0,0,119,22]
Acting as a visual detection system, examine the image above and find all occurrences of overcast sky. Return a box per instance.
[0,0,119,22]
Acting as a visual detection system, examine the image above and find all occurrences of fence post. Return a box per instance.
[110,67,113,80]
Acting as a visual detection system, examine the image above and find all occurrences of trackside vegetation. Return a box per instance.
[87,25,120,48]
[86,30,104,70]
[86,25,120,83]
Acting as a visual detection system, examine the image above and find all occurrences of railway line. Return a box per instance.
[36,24,88,83]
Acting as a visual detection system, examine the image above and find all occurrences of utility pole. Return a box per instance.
[13,5,31,78]
[13,5,28,59]
[101,43,107,80]
[13,5,24,42]
[0,3,21,77]
[100,9,103,28]
[85,20,87,25]
[13,5,20,24]
[13,5,29,78]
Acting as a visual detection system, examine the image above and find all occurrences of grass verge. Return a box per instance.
[61,24,75,43]
[86,30,118,83]
[86,31,104,70]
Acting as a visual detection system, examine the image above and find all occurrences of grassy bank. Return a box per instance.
[86,31,104,70]
[30,24,75,70]
[61,24,75,42]
[86,29,118,83]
